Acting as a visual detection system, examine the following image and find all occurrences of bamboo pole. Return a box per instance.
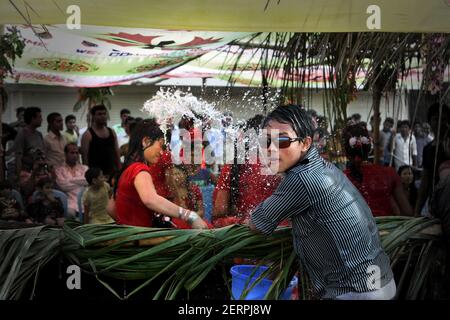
[0,24,4,181]
[372,82,382,165]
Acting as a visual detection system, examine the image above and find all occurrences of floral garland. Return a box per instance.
[349,136,371,149]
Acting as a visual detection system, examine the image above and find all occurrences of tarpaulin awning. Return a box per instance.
[4,24,250,87]
[1,0,449,33]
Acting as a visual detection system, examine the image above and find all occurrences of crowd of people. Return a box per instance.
[1,102,449,231]
[1,101,450,300]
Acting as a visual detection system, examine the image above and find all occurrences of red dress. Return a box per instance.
[344,164,401,217]
[213,161,282,226]
[116,162,156,227]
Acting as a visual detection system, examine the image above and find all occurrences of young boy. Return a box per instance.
[0,181,32,223]
[249,105,395,300]
[27,177,64,226]
[82,168,114,224]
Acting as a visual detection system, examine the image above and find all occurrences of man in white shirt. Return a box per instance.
[112,108,131,148]
[393,120,417,170]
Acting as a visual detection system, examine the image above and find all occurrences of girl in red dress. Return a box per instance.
[108,119,208,229]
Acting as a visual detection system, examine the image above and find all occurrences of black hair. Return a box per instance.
[385,117,394,125]
[399,120,411,128]
[36,177,54,189]
[64,142,78,153]
[120,108,131,116]
[397,165,418,207]
[427,103,450,123]
[47,112,62,132]
[90,104,107,116]
[65,114,76,124]
[85,167,102,185]
[114,119,164,197]
[342,122,372,183]
[16,107,26,117]
[24,107,41,125]
[351,113,362,121]
[262,105,315,141]
[0,181,13,191]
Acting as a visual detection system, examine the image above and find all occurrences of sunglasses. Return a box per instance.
[260,136,303,149]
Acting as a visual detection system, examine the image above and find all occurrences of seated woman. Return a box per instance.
[342,123,413,216]
[109,119,208,229]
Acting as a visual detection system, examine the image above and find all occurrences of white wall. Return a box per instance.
[3,84,409,133]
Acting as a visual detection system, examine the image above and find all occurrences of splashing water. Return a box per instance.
[142,88,224,133]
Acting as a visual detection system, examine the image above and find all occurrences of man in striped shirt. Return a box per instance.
[250,105,396,300]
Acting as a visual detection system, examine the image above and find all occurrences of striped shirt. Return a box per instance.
[250,147,393,299]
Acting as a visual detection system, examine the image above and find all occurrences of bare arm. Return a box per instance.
[213,189,230,217]
[111,130,122,169]
[392,185,413,216]
[107,197,117,221]
[80,131,92,166]
[134,171,207,229]
[415,169,431,216]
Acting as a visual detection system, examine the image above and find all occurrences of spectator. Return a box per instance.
[414,122,432,168]
[14,107,44,177]
[1,123,17,184]
[63,115,79,144]
[81,105,121,180]
[380,117,394,165]
[183,142,217,187]
[18,149,55,204]
[430,158,450,241]
[9,107,26,130]
[0,181,32,223]
[393,120,417,170]
[350,113,362,124]
[343,122,413,216]
[44,113,67,169]
[415,103,450,216]
[112,108,131,148]
[397,165,418,210]
[166,165,204,228]
[82,168,113,224]
[119,116,136,159]
[55,143,88,219]
[422,122,433,141]
[27,177,64,226]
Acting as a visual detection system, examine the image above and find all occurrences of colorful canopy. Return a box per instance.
[1,0,449,33]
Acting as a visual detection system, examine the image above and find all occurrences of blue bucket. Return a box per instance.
[230,265,298,300]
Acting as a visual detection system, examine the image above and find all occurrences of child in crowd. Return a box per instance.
[166,165,204,229]
[0,181,32,223]
[27,177,64,226]
[82,168,114,224]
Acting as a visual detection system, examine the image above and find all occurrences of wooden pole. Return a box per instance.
[372,77,383,165]
[0,25,5,181]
